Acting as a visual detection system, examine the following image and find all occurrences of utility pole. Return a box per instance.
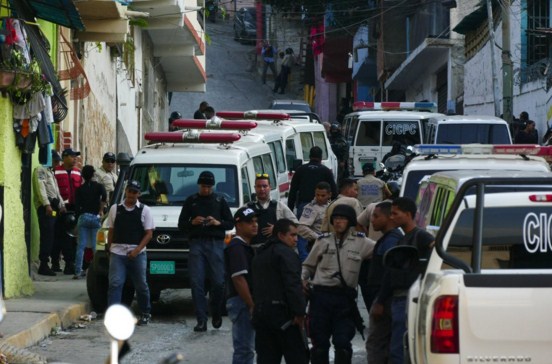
[486,0,501,116]
[502,0,513,125]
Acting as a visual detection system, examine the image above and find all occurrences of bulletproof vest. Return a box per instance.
[390,228,426,290]
[113,204,145,245]
[248,200,277,246]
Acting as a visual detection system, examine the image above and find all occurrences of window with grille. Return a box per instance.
[527,0,551,66]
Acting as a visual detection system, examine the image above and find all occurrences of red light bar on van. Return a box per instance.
[216,111,291,120]
[529,194,552,202]
[352,101,437,112]
[171,119,258,130]
[144,132,241,143]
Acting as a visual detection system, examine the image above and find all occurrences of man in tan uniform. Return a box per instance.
[94,152,118,205]
[33,150,66,276]
[302,204,375,363]
[320,178,363,233]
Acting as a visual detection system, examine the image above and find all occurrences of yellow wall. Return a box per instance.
[0,96,34,298]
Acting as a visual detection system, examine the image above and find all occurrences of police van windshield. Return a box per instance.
[436,124,511,144]
[355,120,423,147]
[129,164,239,207]
[445,206,552,270]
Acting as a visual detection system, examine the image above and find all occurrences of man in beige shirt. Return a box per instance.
[33,150,66,276]
[94,152,118,205]
[320,178,363,232]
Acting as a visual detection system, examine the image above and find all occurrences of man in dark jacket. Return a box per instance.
[288,146,337,218]
[178,171,234,332]
[252,219,308,364]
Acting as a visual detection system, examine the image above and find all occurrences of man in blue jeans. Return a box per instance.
[225,207,258,364]
[178,171,234,332]
[107,180,155,326]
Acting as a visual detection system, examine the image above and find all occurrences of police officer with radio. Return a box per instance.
[302,205,375,364]
[178,171,234,332]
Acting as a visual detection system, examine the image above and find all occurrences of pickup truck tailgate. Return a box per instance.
[459,274,552,362]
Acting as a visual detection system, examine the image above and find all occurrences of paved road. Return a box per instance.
[29,289,370,364]
[170,18,287,118]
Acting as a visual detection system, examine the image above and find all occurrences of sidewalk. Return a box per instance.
[1,268,90,350]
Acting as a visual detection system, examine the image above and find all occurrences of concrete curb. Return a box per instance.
[3,302,90,349]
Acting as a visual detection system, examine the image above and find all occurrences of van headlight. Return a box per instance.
[96,227,109,251]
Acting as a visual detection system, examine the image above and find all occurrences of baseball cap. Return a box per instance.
[126,180,141,192]
[62,148,80,157]
[103,152,116,162]
[51,150,62,162]
[362,163,375,173]
[234,207,258,223]
[197,171,215,186]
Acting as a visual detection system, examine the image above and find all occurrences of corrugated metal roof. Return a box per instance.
[9,0,85,31]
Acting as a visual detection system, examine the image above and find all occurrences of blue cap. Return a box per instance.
[126,180,141,192]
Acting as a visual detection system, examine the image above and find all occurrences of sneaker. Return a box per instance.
[193,321,207,332]
[38,264,56,276]
[72,274,82,280]
[137,313,151,326]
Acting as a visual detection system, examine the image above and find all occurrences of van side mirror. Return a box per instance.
[383,245,420,271]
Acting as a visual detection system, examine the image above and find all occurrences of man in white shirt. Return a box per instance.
[106,180,155,326]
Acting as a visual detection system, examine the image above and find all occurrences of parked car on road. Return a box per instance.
[269,99,313,113]
[233,7,256,43]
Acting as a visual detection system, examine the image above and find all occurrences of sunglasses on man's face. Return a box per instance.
[256,173,269,178]
[105,159,116,163]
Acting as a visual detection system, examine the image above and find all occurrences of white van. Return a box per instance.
[424,115,512,144]
[342,102,443,176]
[400,144,552,200]
[215,110,338,195]
[87,133,279,311]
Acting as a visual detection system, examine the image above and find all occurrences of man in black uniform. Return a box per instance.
[252,219,308,364]
[178,171,234,332]
[225,207,258,364]
[287,146,337,218]
[328,124,349,182]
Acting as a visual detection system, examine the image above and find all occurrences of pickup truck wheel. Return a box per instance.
[86,264,108,312]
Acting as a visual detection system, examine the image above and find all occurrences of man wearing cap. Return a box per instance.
[288,146,337,219]
[302,205,375,364]
[245,174,298,249]
[178,170,234,332]
[94,152,118,205]
[52,148,83,274]
[356,163,387,208]
[225,207,258,364]
[107,180,154,326]
[33,150,66,276]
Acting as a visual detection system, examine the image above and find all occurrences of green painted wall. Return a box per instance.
[0,96,34,298]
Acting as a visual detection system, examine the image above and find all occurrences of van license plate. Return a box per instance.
[150,261,175,274]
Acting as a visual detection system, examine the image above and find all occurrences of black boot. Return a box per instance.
[193,321,207,332]
[334,349,352,364]
[51,261,62,272]
[310,348,329,364]
[38,263,56,276]
[64,262,75,275]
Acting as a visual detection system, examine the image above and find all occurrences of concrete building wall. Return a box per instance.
[0,97,34,298]
[463,1,549,133]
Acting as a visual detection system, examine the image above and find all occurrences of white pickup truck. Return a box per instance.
[386,172,552,364]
